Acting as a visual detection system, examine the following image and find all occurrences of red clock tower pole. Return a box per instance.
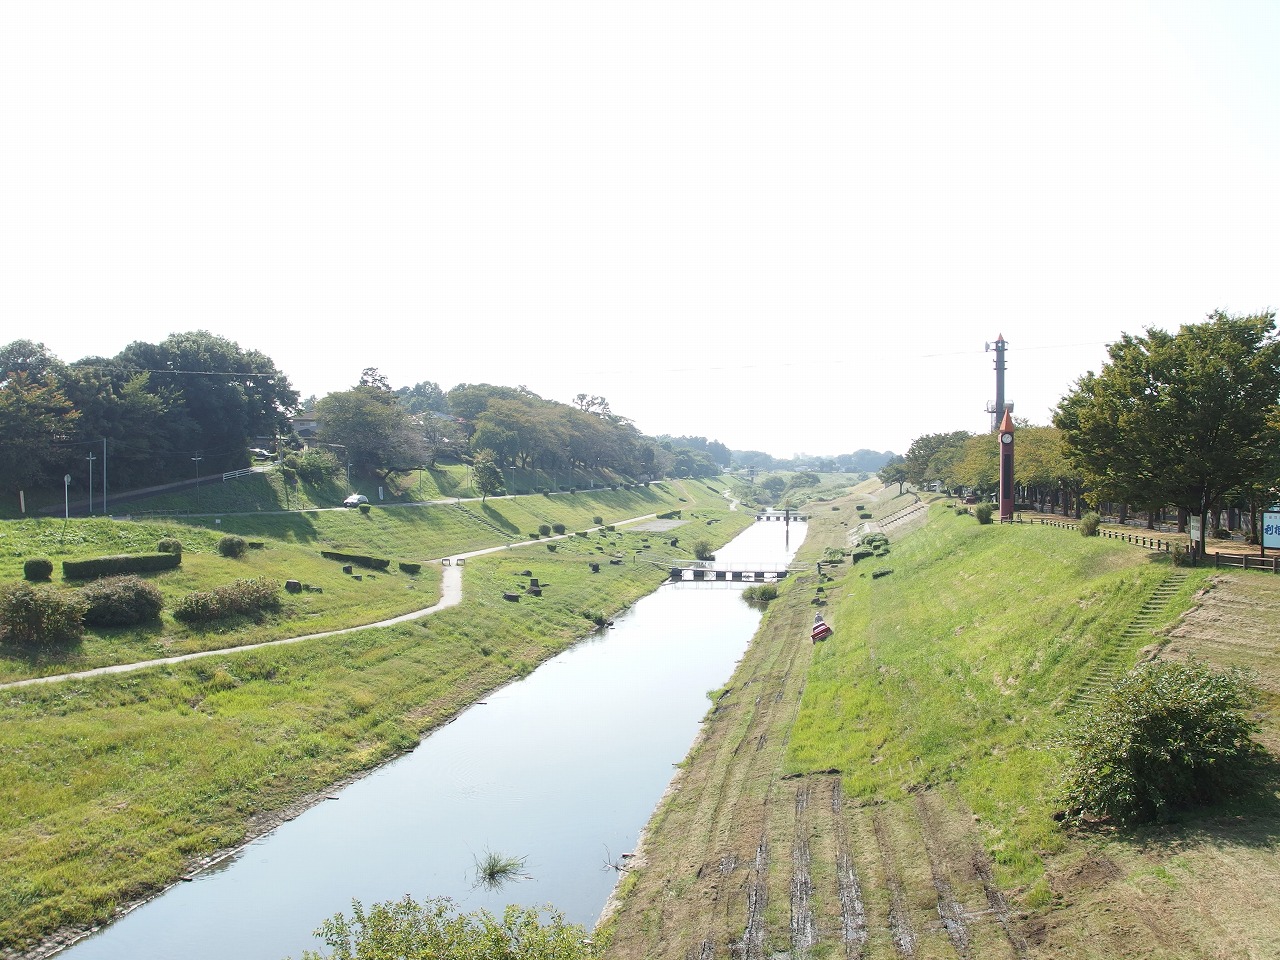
[998,409,1015,522]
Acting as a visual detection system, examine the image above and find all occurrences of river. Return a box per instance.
[58,518,806,960]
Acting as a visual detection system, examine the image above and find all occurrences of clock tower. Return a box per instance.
[998,408,1015,522]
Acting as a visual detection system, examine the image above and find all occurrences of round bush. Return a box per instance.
[23,558,54,582]
[81,575,164,627]
[1078,511,1101,536]
[0,583,86,649]
[156,537,183,557]
[218,535,248,558]
[1058,659,1264,824]
[551,522,566,535]
[358,502,372,514]
[974,502,995,524]
[538,524,552,537]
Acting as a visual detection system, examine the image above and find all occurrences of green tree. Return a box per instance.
[0,371,80,497]
[300,895,602,960]
[471,449,504,503]
[317,388,428,484]
[878,457,909,495]
[113,331,297,474]
[903,431,971,491]
[1055,311,1280,553]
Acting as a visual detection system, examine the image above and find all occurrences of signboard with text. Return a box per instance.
[1188,515,1202,545]
[1264,510,1280,550]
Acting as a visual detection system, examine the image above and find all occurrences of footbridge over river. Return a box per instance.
[667,561,800,583]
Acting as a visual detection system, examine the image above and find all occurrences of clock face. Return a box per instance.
[1000,433,1013,444]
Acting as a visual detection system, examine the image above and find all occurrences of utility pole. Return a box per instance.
[192,455,203,512]
[985,334,1008,432]
[86,452,96,515]
[102,437,108,515]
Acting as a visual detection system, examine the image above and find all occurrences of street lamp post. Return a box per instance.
[64,474,71,520]
[191,455,203,512]
[86,452,96,515]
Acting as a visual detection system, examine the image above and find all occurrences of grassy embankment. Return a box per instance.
[0,478,759,952]
[0,482,709,684]
[602,485,1280,959]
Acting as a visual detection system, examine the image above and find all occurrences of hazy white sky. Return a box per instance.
[2,1,1276,458]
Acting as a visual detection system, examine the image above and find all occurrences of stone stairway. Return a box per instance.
[1065,570,1190,710]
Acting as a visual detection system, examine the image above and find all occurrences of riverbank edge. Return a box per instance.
[7,502,760,960]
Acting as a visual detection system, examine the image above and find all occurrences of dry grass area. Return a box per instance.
[601,489,1280,960]
[1025,572,1280,960]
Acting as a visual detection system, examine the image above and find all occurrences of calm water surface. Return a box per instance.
[61,519,806,960]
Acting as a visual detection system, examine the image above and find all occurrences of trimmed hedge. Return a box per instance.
[218,535,248,558]
[320,550,391,571]
[174,578,281,623]
[62,553,182,581]
[81,575,164,627]
[398,561,422,575]
[23,558,54,582]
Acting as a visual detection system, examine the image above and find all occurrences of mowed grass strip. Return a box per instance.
[0,506,754,952]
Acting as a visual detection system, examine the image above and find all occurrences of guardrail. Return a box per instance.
[222,467,256,481]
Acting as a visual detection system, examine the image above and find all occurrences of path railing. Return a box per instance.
[1035,518,1173,552]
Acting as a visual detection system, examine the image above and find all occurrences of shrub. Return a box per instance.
[0,583,86,649]
[174,578,281,624]
[218,535,248,558]
[955,507,970,516]
[692,540,715,561]
[62,553,181,580]
[23,558,53,582]
[538,524,552,537]
[296,446,340,484]
[551,522,566,535]
[320,551,391,570]
[1058,659,1264,824]
[592,516,603,525]
[741,584,778,603]
[310,896,599,960]
[80,575,164,627]
[156,537,183,557]
[398,561,422,575]
[1078,511,1101,536]
[358,502,371,514]
[974,502,994,524]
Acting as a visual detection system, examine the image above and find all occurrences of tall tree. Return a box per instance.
[1055,311,1280,551]
[471,450,504,503]
[0,372,80,498]
[878,456,909,495]
[317,387,427,484]
[113,331,297,473]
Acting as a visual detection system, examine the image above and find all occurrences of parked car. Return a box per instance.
[343,494,369,507]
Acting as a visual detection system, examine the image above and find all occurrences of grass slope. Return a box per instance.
[602,490,1278,960]
[0,488,755,953]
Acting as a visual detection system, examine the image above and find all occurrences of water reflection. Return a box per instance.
[60,520,805,960]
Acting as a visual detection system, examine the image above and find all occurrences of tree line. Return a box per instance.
[883,311,1280,542]
[0,334,742,508]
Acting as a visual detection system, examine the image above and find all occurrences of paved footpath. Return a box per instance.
[1,513,662,691]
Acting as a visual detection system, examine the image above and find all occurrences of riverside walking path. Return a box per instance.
[0,513,664,691]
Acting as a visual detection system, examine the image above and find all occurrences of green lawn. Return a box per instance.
[0,489,756,951]
[788,503,1213,898]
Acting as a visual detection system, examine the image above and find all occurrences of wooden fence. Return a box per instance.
[1034,518,1279,573]
[1034,518,1173,552]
